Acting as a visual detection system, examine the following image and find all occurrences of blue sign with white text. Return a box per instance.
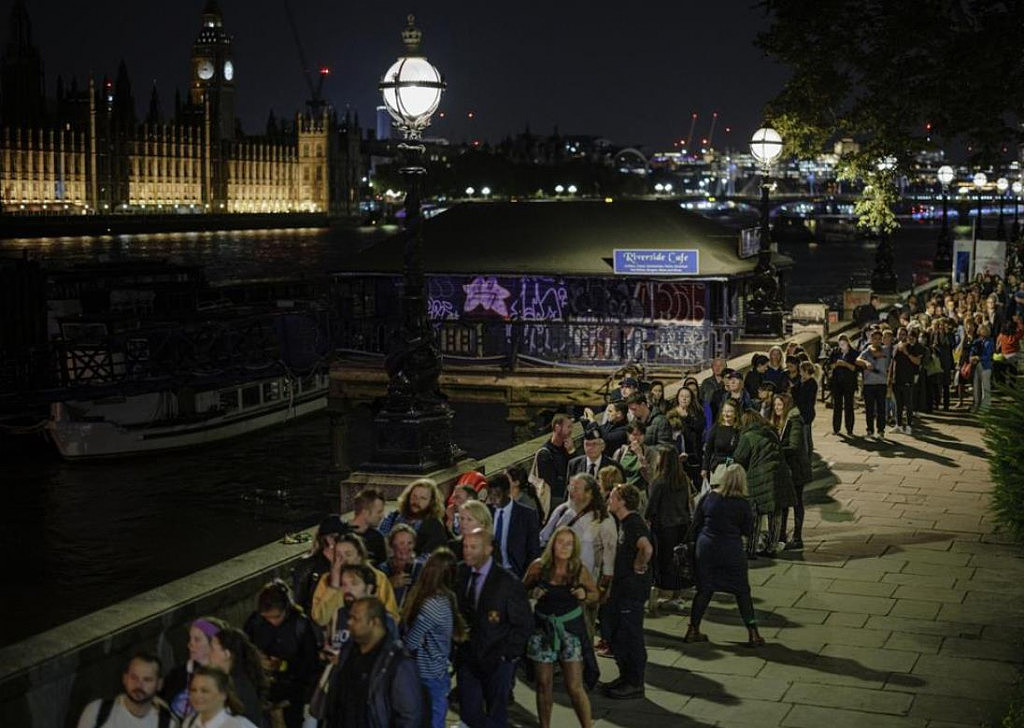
[614,249,699,276]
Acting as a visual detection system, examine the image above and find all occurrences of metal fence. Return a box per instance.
[334,317,740,371]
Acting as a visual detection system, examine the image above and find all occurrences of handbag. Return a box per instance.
[307,661,334,720]
[959,360,973,382]
[672,514,700,588]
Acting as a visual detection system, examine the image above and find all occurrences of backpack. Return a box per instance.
[94,698,172,728]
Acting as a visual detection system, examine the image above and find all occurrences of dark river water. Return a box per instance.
[0,216,947,647]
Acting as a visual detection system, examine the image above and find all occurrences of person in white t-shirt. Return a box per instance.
[76,652,178,728]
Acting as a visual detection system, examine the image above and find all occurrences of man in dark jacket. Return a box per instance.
[582,401,629,453]
[699,357,727,412]
[455,528,532,728]
[567,429,625,481]
[486,472,541,578]
[626,394,673,447]
[531,413,574,514]
[326,596,424,728]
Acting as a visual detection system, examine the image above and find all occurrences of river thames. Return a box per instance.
[0,216,950,646]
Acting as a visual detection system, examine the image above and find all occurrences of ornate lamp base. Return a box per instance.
[362,407,462,473]
[745,310,785,338]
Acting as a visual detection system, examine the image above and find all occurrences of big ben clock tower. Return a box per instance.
[190,1,235,141]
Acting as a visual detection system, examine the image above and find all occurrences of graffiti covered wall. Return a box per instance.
[423,275,711,367]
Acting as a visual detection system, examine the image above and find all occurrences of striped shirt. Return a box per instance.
[403,594,454,679]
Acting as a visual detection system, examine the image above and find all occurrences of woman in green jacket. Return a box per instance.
[772,393,811,551]
[732,411,792,558]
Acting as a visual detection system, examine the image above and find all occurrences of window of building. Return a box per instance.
[219,389,239,412]
[262,380,282,402]
[241,385,260,408]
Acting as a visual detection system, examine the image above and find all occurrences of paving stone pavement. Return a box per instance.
[501,407,1023,727]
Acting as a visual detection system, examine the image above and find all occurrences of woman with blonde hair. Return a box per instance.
[523,527,599,728]
[446,499,493,561]
[379,478,448,554]
[684,464,764,647]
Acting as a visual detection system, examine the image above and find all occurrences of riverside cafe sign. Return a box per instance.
[614,249,699,275]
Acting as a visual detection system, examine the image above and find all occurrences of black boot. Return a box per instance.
[746,625,765,647]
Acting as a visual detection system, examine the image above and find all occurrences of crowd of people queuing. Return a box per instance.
[77,276,1015,728]
[837,272,1021,437]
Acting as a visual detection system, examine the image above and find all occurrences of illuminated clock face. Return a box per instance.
[197,60,214,80]
[224,60,234,81]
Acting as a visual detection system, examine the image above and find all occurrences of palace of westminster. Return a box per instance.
[0,1,364,216]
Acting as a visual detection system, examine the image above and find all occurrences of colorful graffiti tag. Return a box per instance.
[426,275,707,324]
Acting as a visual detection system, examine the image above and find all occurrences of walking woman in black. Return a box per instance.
[645,445,692,614]
[683,464,764,646]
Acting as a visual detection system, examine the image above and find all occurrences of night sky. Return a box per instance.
[2,0,789,150]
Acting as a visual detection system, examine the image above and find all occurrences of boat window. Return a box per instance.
[242,386,260,408]
[300,374,315,392]
[263,381,281,402]
[220,390,239,412]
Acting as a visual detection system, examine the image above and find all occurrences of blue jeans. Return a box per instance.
[423,674,450,728]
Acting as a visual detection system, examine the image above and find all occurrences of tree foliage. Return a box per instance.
[981,382,1024,546]
[756,0,1024,168]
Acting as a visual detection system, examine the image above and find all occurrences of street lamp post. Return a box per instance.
[973,172,987,239]
[1013,180,1022,242]
[996,177,1009,240]
[745,127,785,337]
[935,164,954,274]
[870,156,899,294]
[369,15,457,472]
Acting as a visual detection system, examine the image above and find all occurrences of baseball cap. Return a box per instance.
[620,377,639,388]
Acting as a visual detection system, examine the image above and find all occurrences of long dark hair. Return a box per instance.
[212,627,269,698]
[192,664,245,717]
[507,463,545,523]
[401,548,468,643]
[649,445,688,492]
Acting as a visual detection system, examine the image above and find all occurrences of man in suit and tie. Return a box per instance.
[455,527,532,728]
[567,429,624,484]
[486,472,541,578]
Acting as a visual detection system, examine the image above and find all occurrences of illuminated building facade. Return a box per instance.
[0,1,362,216]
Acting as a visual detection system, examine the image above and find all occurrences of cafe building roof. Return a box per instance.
[336,199,791,278]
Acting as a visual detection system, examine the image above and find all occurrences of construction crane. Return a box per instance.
[283,0,330,115]
[685,112,698,152]
[705,111,719,150]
